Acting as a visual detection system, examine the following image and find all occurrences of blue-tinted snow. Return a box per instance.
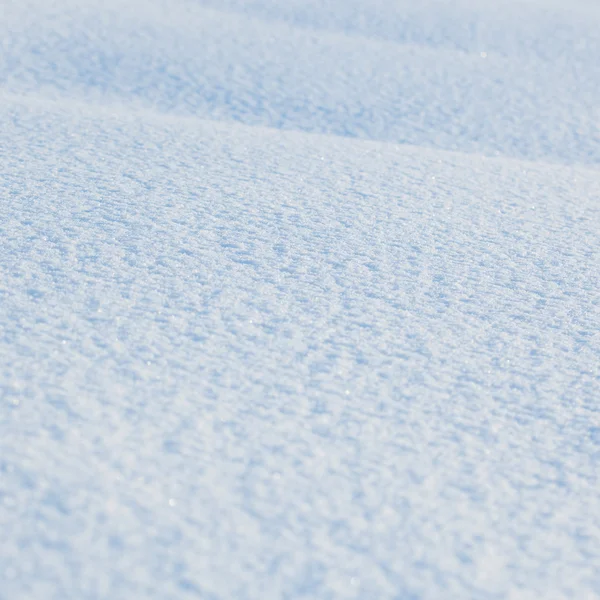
[1,0,599,599]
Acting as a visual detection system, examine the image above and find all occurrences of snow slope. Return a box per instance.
[1,1,599,599]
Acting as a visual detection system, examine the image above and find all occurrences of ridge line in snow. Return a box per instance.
[3,88,600,175]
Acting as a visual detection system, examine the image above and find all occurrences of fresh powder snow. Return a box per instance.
[1,0,599,598]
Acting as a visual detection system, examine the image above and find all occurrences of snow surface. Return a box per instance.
[1,0,600,598]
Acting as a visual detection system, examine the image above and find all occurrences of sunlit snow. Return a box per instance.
[1,0,599,598]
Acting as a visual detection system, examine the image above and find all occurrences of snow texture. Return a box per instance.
[1,0,599,598]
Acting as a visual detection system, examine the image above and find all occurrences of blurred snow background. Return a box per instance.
[1,0,599,598]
